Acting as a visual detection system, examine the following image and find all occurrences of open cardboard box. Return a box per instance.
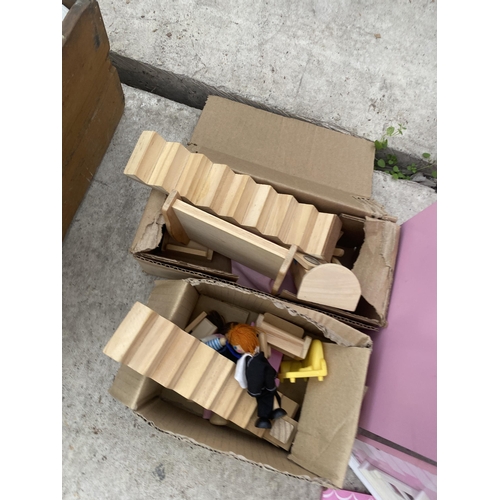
[129,96,400,329]
[105,278,372,488]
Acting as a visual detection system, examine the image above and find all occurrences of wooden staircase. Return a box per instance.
[124,131,342,261]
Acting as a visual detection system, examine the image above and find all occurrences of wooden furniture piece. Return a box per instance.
[292,260,362,313]
[162,191,298,295]
[124,131,342,261]
[103,301,298,449]
[62,0,124,239]
[278,339,328,383]
[255,314,312,360]
[162,190,362,310]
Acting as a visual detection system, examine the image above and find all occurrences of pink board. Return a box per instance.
[358,202,437,462]
[322,489,374,500]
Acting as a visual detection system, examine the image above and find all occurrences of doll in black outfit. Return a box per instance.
[204,311,286,429]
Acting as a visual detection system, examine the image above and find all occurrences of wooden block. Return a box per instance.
[103,302,258,430]
[258,313,305,339]
[261,194,297,240]
[170,343,218,400]
[161,190,190,245]
[253,186,279,235]
[123,137,345,263]
[191,318,218,339]
[125,316,179,376]
[209,413,229,426]
[173,153,212,199]
[149,141,191,192]
[103,302,159,363]
[282,203,318,253]
[190,354,235,409]
[258,331,270,358]
[223,176,257,224]
[276,197,299,245]
[169,193,293,282]
[302,212,343,261]
[231,177,259,224]
[270,244,298,295]
[210,376,250,420]
[295,262,362,312]
[244,393,300,449]
[256,314,312,360]
[207,168,236,214]
[191,163,232,211]
[279,394,300,419]
[123,131,167,185]
[227,388,260,429]
[263,416,298,451]
[163,235,213,260]
[185,311,207,333]
[239,184,277,230]
[149,332,199,388]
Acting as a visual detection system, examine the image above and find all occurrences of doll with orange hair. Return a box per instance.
[225,323,287,429]
[200,311,286,428]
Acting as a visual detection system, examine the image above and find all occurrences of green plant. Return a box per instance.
[374,126,437,181]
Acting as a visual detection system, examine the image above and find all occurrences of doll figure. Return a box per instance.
[226,324,287,429]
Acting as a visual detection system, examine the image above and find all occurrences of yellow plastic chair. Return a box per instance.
[278,339,327,383]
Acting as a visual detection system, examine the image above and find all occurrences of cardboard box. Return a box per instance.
[104,278,372,488]
[62,0,124,240]
[129,97,400,329]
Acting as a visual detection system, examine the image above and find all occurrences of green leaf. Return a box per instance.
[386,126,395,136]
[377,159,386,168]
[432,170,437,179]
[388,160,394,166]
[422,152,431,159]
[375,140,387,151]
[392,173,399,180]
[392,166,400,173]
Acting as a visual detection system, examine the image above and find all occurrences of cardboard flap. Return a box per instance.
[351,217,401,324]
[183,278,372,348]
[288,343,371,487]
[190,96,374,197]
[189,97,393,219]
[129,188,166,253]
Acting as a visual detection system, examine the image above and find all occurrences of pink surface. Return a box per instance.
[352,438,437,500]
[322,489,374,500]
[358,202,437,462]
[231,261,297,295]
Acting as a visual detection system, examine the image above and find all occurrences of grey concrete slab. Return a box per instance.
[98,0,437,171]
[64,84,381,500]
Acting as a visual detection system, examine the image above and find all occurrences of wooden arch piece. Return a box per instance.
[295,263,361,312]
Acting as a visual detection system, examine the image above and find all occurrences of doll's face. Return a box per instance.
[232,344,246,354]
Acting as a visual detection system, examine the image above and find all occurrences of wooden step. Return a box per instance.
[103,302,299,447]
[124,132,342,261]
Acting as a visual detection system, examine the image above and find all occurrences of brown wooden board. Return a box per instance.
[62,0,124,239]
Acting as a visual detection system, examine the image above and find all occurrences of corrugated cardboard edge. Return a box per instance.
[352,218,401,325]
[288,343,371,487]
[184,278,372,349]
[130,188,166,253]
[132,405,335,489]
[107,363,334,487]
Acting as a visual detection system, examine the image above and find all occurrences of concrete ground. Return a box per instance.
[98,0,437,179]
[62,1,437,498]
